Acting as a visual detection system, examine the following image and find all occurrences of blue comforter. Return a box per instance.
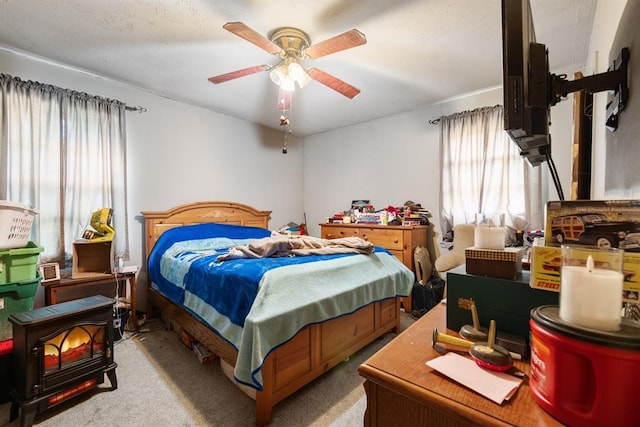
[148,222,414,389]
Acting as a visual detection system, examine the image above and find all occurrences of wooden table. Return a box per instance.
[358,303,563,426]
[42,270,138,330]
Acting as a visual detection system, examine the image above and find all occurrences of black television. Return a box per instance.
[501,0,549,167]
[501,0,630,198]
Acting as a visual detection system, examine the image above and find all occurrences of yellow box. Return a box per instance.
[530,245,640,297]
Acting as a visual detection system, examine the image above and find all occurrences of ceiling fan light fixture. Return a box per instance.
[269,65,287,85]
[287,62,305,81]
[296,70,312,88]
[280,76,296,92]
[211,23,366,100]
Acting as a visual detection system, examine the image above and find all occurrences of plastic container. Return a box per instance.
[0,242,44,285]
[0,201,37,250]
[529,305,640,427]
[0,273,41,341]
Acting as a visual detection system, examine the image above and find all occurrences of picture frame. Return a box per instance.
[39,262,61,283]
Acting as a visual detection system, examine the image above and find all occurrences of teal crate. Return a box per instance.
[0,241,43,285]
[0,274,41,341]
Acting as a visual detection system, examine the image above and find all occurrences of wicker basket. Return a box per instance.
[0,201,37,250]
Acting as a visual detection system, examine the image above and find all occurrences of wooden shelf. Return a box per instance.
[42,270,138,330]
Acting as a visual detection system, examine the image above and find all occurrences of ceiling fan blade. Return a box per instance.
[303,29,366,59]
[307,68,361,99]
[223,22,283,55]
[208,65,270,84]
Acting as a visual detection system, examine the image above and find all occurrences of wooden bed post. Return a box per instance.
[255,352,276,426]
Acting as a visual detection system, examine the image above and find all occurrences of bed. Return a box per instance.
[142,201,413,426]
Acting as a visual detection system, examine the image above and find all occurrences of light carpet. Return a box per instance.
[0,313,413,426]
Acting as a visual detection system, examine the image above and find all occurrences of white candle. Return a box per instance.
[474,226,505,250]
[559,255,623,331]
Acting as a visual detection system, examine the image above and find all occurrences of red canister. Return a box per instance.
[530,305,640,426]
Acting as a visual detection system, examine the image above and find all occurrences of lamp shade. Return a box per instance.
[288,62,305,81]
[269,65,287,85]
[280,75,295,92]
[296,69,312,88]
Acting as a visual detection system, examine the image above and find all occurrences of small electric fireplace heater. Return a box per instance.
[8,295,117,427]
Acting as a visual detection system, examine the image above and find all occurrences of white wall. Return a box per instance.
[0,48,304,308]
[585,0,629,199]
[303,87,574,239]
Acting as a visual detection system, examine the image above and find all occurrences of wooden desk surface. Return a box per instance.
[358,303,563,426]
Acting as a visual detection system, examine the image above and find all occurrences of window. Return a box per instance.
[439,105,542,244]
[0,74,129,265]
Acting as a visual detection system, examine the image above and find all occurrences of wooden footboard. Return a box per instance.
[149,286,400,426]
[142,201,403,426]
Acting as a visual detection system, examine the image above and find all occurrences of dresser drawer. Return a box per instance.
[357,227,404,251]
[386,249,403,262]
[320,226,360,240]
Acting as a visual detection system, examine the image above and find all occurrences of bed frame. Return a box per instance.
[142,201,402,426]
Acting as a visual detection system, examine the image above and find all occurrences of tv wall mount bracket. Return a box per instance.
[550,47,630,131]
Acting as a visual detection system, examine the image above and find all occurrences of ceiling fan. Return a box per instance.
[208,22,367,99]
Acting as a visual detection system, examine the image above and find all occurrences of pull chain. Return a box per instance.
[278,90,292,154]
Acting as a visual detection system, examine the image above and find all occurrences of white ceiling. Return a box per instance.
[0,0,595,136]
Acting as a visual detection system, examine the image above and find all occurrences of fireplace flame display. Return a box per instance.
[43,325,105,372]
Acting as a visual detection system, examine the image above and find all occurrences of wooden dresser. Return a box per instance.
[320,223,435,311]
[358,303,562,426]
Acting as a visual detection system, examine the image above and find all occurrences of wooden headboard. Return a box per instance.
[141,201,271,261]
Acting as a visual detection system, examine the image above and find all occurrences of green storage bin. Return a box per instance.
[0,241,43,285]
[0,273,41,341]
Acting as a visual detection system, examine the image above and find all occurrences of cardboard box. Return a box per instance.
[535,199,640,299]
[72,241,113,278]
[536,199,640,320]
[530,245,640,293]
[446,265,558,342]
[465,247,524,279]
[545,200,640,251]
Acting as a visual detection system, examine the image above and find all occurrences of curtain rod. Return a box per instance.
[428,105,502,125]
[1,73,146,113]
[125,105,147,113]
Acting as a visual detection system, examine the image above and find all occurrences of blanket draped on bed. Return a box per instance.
[216,234,374,260]
[148,223,414,390]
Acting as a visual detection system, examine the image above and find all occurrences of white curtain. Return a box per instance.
[0,74,129,265]
[439,105,543,243]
